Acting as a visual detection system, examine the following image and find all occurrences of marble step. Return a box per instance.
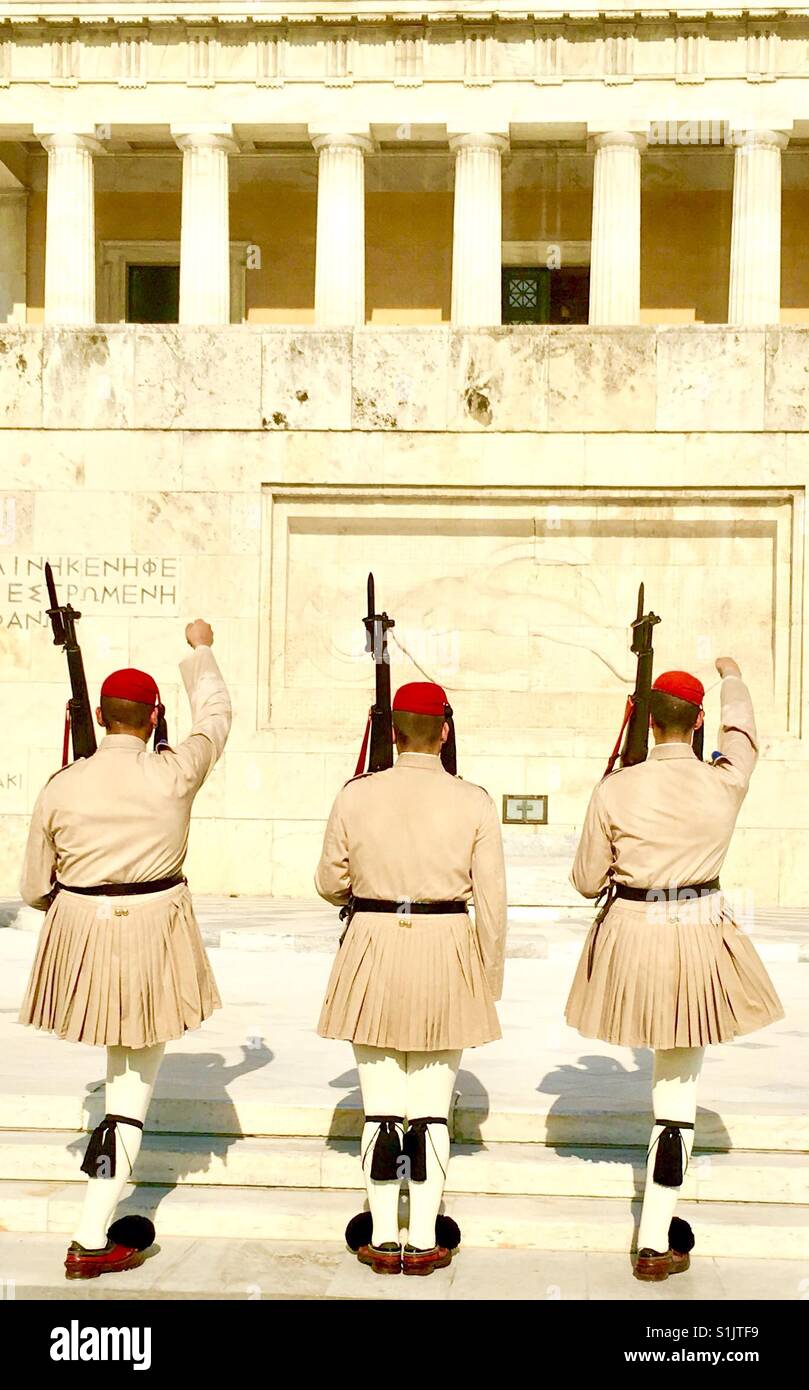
[0,1131,807,1206]
[1,1180,807,1258]
[2,1091,808,1151]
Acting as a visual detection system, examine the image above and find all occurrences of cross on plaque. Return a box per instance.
[502,794,548,825]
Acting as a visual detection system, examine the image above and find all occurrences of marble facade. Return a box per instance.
[1,324,806,906]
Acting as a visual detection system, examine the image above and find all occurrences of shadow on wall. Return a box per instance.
[325,1063,492,1232]
[68,1043,275,1225]
[538,1046,731,1161]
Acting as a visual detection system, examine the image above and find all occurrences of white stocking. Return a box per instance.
[353,1044,407,1248]
[72,1042,165,1251]
[637,1045,704,1254]
[405,1049,461,1251]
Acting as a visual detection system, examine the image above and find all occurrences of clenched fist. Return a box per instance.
[185,619,214,649]
[715,656,741,680]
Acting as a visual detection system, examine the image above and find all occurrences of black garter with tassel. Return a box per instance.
[80,1114,144,1180]
[650,1118,695,1188]
[364,1115,404,1181]
[402,1117,448,1183]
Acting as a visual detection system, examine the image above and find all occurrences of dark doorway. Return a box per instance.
[551,266,590,324]
[126,263,180,323]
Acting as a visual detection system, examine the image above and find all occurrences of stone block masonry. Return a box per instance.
[0,325,806,905]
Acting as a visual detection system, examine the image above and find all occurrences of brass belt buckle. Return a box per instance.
[397,897,413,928]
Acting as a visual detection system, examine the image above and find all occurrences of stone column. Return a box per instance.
[0,189,27,323]
[312,133,372,327]
[588,131,646,325]
[728,129,788,325]
[449,133,508,327]
[172,126,238,325]
[37,131,102,325]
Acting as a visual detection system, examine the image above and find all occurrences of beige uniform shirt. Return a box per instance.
[315,751,508,998]
[20,645,232,910]
[571,675,758,898]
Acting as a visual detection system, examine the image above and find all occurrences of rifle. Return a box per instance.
[604,582,660,775]
[45,562,98,763]
[356,573,395,774]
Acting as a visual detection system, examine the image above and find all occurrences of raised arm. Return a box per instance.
[711,657,758,798]
[570,780,614,899]
[470,792,508,1001]
[19,785,57,911]
[166,620,232,795]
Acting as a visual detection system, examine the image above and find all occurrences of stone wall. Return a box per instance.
[1,324,806,906]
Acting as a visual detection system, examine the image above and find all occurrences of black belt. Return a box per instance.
[348,897,468,915]
[56,875,186,897]
[587,877,722,982]
[614,879,721,902]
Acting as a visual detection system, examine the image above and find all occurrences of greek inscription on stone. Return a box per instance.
[0,555,180,630]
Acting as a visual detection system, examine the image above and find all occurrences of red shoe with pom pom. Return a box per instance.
[65,1239,147,1281]
[64,1215,156,1281]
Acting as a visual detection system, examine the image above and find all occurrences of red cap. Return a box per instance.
[392,681,450,717]
[100,668,160,706]
[652,670,704,707]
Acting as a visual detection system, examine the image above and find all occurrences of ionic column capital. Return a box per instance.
[589,129,648,154]
[729,127,790,152]
[310,131,374,156]
[448,131,509,156]
[35,129,106,156]
[171,125,239,155]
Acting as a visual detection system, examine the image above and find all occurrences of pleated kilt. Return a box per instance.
[317,908,501,1051]
[19,882,220,1049]
[565,891,784,1050]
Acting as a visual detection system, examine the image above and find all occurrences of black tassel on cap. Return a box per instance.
[402,1117,448,1184]
[440,705,457,776]
[80,1114,144,1180]
[650,1119,694,1188]
[365,1115,404,1181]
[669,1217,695,1254]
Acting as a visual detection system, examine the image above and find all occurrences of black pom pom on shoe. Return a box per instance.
[436,1215,461,1251]
[108,1216,156,1252]
[669,1217,695,1255]
[345,1212,372,1252]
[345,1211,461,1253]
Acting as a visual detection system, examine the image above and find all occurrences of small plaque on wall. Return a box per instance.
[502,794,548,825]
